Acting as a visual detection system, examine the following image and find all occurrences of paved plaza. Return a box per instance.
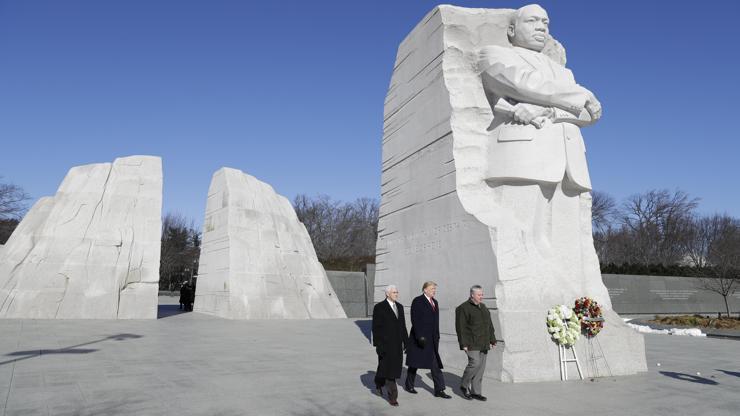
[0,296,738,416]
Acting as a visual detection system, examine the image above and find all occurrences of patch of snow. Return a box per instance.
[626,323,706,337]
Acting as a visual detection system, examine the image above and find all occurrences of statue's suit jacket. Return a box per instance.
[478,45,595,191]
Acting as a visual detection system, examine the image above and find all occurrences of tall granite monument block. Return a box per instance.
[375,5,646,382]
[194,168,346,319]
[0,156,162,319]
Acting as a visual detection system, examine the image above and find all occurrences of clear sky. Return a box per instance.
[1,0,738,225]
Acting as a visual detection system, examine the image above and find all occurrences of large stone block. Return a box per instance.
[375,5,646,382]
[0,156,162,319]
[194,168,346,319]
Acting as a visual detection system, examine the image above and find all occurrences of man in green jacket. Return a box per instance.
[455,285,497,401]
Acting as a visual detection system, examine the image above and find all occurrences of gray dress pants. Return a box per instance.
[461,350,487,395]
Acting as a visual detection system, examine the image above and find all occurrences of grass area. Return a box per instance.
[650,314,740,330]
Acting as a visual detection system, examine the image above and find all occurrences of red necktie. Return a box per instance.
[430,298,435,311]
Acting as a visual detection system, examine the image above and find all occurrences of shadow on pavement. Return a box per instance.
[659,371,719,385]
[443,371,467,398]
[158,304,190,319]
[360,370,377,393]
[354,319,372,344]
[0,333,143,366]
[716,369,740,378]
[361,369,423,395]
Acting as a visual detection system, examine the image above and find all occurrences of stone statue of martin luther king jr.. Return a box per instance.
[478,3,607,297]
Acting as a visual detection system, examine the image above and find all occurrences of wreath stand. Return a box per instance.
[558,344,583,381]
[584,335,612,378]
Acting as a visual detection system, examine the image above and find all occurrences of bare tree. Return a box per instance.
[293,194,340,260]
[293,194,379,271]
[159,212,201,291]
[346,197,380,259]
[591,191,619,264]
[684,215,720,268]
[694,215,740,316]
[591,191,617,234]
[0,178,31,219]
[617,189,699,265]
[0,178,32,244]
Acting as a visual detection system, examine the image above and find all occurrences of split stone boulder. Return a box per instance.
[0,155,162,319]
[194,167,346,319]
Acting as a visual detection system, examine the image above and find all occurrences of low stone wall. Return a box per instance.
[167,271,738,318]
[604,274,740,316]
[359,270,738,317]
[326,266,375,318]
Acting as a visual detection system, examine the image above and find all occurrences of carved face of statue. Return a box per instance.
[508,4,549,52]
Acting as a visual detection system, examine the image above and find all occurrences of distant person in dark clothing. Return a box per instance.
[179,282,187,310]
[180,282,194,311]
[372,285,408,407]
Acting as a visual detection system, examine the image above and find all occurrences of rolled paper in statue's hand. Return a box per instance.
[493,99,544,128]
[494,98,592,127]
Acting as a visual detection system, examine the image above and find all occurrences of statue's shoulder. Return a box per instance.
[477,45,519,71]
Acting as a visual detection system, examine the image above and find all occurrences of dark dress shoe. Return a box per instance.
[405,387,418,394]
[389,400,399,407]
[375,385,383,397]
[434,391,452,399]
[459,386,472,400]
[471,394,487,401]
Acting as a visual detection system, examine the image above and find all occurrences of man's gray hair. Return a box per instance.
[385,285,398,295]
[470,285,483,296]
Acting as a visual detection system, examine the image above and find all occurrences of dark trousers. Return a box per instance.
[405,358,446,392]
[374,376,398,401]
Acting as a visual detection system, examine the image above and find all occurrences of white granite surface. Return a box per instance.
[375,5,646,382]
[0,156,162,319]
[194,167,346,319]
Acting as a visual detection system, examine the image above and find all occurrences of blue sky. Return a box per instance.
[1,0,738,224]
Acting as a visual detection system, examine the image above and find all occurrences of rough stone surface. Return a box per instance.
[194,167,346,319]
[0,156,162,319]
[374,6,646,382]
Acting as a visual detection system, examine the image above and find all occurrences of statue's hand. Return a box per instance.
[513,104,552,128]
[585,94,602,121]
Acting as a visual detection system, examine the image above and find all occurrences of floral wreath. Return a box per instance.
[573,297,604,337]
[546,305,581,347]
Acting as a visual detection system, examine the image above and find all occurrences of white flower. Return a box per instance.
[559,305,573,319]
[547,304,581,346]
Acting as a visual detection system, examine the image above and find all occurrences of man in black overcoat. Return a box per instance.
[404,281,451,399]
[372,285,408,406]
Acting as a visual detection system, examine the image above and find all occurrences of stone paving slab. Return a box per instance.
[0,301,738,415]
